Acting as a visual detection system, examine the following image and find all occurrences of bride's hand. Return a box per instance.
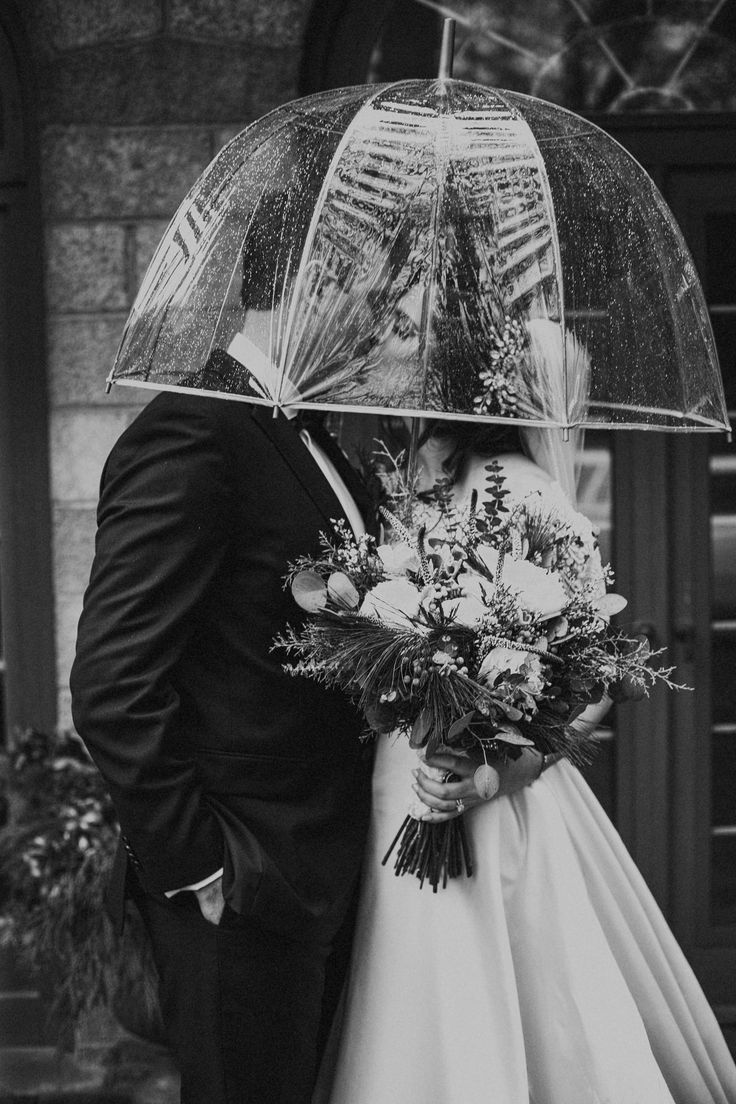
[412,747,545,821]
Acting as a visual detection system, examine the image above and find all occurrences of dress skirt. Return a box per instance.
[314,735,736,1104]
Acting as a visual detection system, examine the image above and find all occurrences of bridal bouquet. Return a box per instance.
[278,463,680,890]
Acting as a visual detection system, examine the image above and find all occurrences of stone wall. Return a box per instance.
[22,0,314,726]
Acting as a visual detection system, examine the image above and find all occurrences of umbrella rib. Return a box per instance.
[414,110,449,428]
[590,400,721,422]
[278,85,394,402]
[108,379,731,433]
[493,89,568,424]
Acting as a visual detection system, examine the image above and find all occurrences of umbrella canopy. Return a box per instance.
[108,79,729,434]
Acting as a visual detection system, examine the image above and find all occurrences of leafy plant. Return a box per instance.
[0,729,159,1049]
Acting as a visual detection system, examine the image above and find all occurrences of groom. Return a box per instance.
[70,372,377,1103]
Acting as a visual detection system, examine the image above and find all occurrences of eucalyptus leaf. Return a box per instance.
[292,571,328,612]
[327,571,360,610]
[364,699,397,734]
[473,763,500,800]
[495,723,534,747]
[447,711,477,742]
[594,593,628,617]
[495,701,523,721]
[410,707,433,748]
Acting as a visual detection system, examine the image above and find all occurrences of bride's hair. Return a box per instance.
[418,419,526,479]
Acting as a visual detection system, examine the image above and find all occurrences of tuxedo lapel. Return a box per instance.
[248,405,351,531]
[301,417,378,537]
[198,349,377,535]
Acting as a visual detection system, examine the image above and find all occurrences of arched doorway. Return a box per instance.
[0,3,56,740]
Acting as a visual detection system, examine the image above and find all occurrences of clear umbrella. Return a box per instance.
[107,77,729,436]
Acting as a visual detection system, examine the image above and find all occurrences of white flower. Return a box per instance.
[478,647,546,696]
[377,542,420,576]
[431,650,455,672]
[519,654,546,695]
[501,559,567,620]
[426,539,459,574]
[433,572,492,627]
[478,645,530,684]
[359,578,427,629]
[451,595,488,626]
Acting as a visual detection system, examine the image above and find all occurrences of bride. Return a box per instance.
[314,417,736,1104]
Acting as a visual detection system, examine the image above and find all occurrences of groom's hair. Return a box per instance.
[240,190,293,311]
[241,123,333,311]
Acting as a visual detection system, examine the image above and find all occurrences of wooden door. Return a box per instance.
[601,120,736,1032]
[667,167,736,1008]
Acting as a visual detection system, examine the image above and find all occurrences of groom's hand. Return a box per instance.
[194,875,226,925]
[413,746,545,822]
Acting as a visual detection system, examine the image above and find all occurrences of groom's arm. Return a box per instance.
[70,395,230,894]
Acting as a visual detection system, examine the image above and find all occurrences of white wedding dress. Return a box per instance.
[314,459,736,1104]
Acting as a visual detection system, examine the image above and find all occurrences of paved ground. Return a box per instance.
[0,1038,179,1103]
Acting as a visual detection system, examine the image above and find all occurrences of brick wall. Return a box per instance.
[22,0,314,726]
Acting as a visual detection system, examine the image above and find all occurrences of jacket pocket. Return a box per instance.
[205,795,321,942]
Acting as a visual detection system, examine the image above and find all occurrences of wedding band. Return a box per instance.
[455,798,465,813]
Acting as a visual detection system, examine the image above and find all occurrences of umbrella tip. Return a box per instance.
[438,17,456,80]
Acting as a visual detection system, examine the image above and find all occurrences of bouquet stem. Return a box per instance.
[382,815,473,891]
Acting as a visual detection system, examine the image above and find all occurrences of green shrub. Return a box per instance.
[0,729,160,1047]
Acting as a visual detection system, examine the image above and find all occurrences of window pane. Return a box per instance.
[711,635,736,726]
[713,730,736,827]
[711,440,736,620]
[709,314,736,412]
[417,1,736,114]
[711,834,736,927]
[705,214,736,302]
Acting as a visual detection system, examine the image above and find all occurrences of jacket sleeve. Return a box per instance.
[70,396,232,892]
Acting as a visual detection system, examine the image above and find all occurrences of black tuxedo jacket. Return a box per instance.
[70,388,374,945]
